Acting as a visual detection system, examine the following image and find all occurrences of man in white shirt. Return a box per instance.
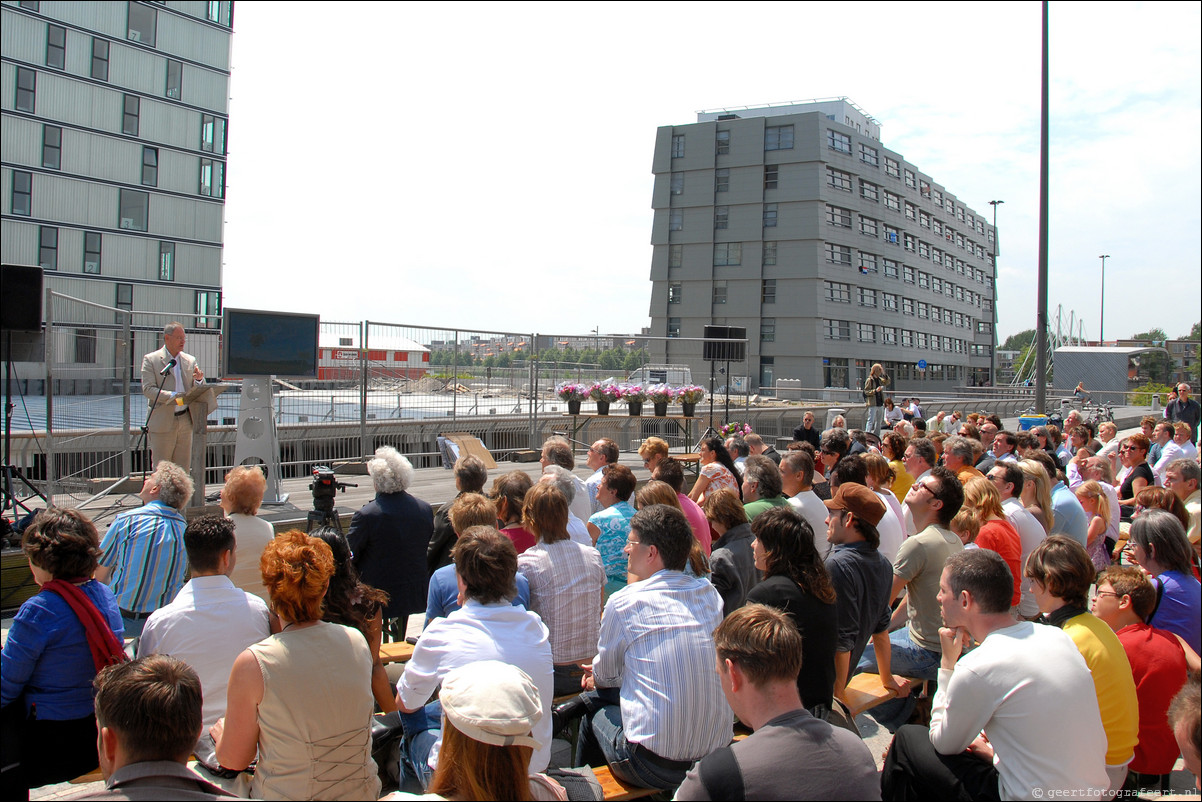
[881,549,1110,799]
[1173,422,1199,461]
[137,515,273,766]
[991,430,1020,463]
[396,526,553,789]
[574,505,731,791]
[541,436,593,527]
[782,450,830,557]
[1165,459,1201,555]
[1152,421,1186,486]
[987,461,1047,619]
[585,438,618,515]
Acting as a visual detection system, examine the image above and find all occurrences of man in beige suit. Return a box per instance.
[142,322,203,468]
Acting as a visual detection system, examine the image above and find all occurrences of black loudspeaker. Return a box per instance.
[1,264,43,332]
[703,325,747,362]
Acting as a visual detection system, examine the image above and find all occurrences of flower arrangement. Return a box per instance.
[556,382,589,403]
[617,384,648,403]
[676,385,706,404]
[646,384,674,404]
[719,421,753,439]
[588,382,622,403]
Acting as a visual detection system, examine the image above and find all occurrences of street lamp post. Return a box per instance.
[1098,254,1110,343]
[989,200,1004,386]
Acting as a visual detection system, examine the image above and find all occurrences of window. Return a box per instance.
[75,329,97,364]
[919,211,930,229]
[670,173,683,195]
[859,252,878,273]
[918,301,930,320]
[859,143,879,167]
[118,188,148,230]
[764,164,778,190]
[195,291,221,329]
[918,241,930,259]
[12,171,32,216]
[671,134,685,158]
[824,320,851,341]
[827,130,852,154]
[859,288,877,308]
[825,244,851,265]
[764,125,793,151]
[885,157,900,178]
[905,201,917,220]
[763,204,777,228]
[83,232,102,273]
[858,323,876,343]
[860,180,879,202]
[714,242,741,266]
[932,219,943,236]
[918,271,930,289]
[668,243,682,268]
[762,241,777,266]
[919,179,931,199]
[860,217,878,237]
[957,206,965,222]
[141,146,158,186]
[38,226,57,269]
[883,259,900,279]
[714,206,728,230]
[903,265,915,284]
[46,24,66,69]
[901,330,914,348]
[903,233,916,252]
[825,281,851,303]
[712,281,727,305]
[159,242,175,280]
[200,159,224,198]
[884,225,899,245]
[760,318,776,343]
[127,2,156,46]
[827,168,852,192]
[931,247,943,265]
[668,283,682,304]
[902,297,915,315]
[16,67,36,113]
[715,168,729,193]
[824,357,849,388]
[904,169,916,189]
[42,125,61,169]
[207,0,232,25]
[916,332,928,349]
[762,279,776,304]
[943,309,954,326]
[715,130,730,155]
[882,326,898,345]
[667,317,681,338]
[931,276,943,294]
[200,114,226,154]
[91,38,110,81]
[826,205,851,228]
[116,283,133,311]
[933,189,943,206]
[883,292,898,312]
[122,94,140,136]
[166,59,182,99]
[669,209,682,231]
[884,192,900,212]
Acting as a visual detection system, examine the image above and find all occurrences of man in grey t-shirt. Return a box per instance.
[675,605,879,801]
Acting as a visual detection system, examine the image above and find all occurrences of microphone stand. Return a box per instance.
[136,358,175,480]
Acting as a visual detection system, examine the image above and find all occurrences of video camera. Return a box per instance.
[308,465,355,513]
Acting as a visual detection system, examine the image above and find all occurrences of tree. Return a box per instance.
[1001,329,1036,352]
[1187,321,1201,342]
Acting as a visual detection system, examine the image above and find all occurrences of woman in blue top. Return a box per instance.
[2,508,123,797]
[1130,509,1202,654]
[587,464,638,598]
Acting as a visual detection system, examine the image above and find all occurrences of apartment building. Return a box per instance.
[647,98,998,394]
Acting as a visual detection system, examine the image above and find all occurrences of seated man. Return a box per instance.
[424,493,529,626]
[881,549,1109,799]
[96,461,194,638]
[426,454,488,573]
[541,436,593,526]
[675,604,879,801]
[574,505,731,791]
[78,654,230,799]
[539,464,594,546]
[396,526,552,789]
[741,455,790,521]
[137,515,274,767]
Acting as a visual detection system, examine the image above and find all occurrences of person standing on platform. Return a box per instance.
[863,363,889,436]
[141,322,203,469]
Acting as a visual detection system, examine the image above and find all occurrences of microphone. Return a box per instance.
[160,357,177,376]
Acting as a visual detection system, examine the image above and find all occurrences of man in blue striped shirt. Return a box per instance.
[96,461,192,638]
[576,504,732,791]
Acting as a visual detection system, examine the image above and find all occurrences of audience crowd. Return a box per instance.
[3,396,1201,801]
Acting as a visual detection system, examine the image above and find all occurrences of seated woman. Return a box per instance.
[687,436,741,505]
[384,661,566,801]
[311,527,395,712]
[213,530,380,800]
[702,488,757,616]
[1117,434,1154,521]
[492,471,536,555]
[586,464,638,597]
[2,508,124,797]
[637,436,670,475]
[220,465,274,603]
[1129,509,1201,654]
[634,480,710,578]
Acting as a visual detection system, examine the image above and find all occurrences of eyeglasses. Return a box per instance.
[913,480,937,494]
[1093,591,1122,600]
[625,538,643,548]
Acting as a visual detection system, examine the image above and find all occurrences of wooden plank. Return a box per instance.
[842,672,919,719]
[378,641,415,664]
[593,765,660,801]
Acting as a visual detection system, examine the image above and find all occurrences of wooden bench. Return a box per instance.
[593,765,661,801]
[378,640,415,665]
[841,672,919,719]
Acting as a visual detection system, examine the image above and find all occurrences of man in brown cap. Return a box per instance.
[822,483,912,705]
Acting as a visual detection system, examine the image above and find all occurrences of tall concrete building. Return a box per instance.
[647,98,998,394]
[2,0,232,365]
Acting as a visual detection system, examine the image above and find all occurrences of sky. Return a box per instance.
[221,1,1202,345]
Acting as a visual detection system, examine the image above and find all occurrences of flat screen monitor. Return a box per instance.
[221,308,319,379]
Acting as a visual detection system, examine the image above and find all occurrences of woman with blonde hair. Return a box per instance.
[214,530,379,800]
[961,477,1022,608]
[637,437,670,474]
[635,480,709,577]
[221,465,273,601]
[1074,481,1114,571]
[1018,458,1055,534]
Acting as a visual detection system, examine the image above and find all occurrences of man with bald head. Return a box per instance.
[974,421,999,474]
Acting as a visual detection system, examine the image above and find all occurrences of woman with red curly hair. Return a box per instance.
[212,530,379,800]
